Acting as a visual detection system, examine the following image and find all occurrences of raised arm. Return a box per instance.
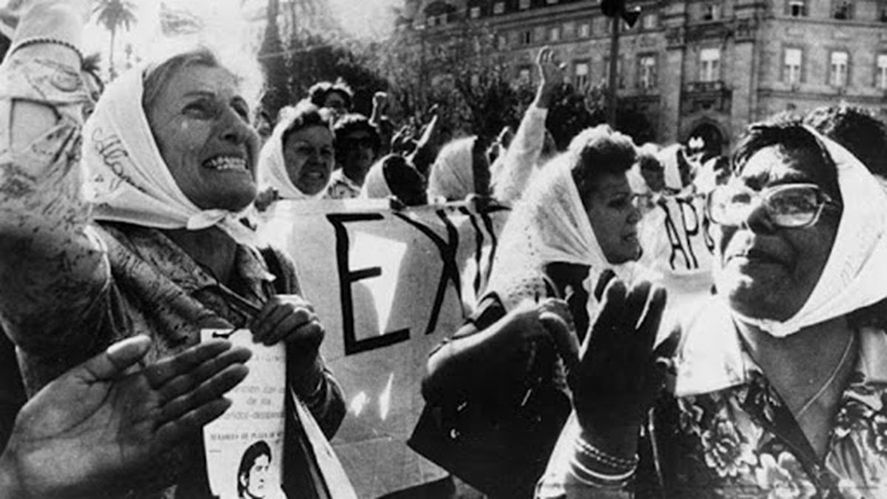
[0,0,111,359]
[492,46,562,203]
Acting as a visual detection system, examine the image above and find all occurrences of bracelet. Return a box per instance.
[575,437,639,470]
[569,453,636,489]
[10,37,84,64]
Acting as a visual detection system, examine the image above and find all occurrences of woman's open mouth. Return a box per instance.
[202,155,248,172]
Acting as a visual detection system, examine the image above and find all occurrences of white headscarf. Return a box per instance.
[723,127,887,337]
[81,66,257,244]
[427,137,476,202]
[486,155,639,313]
[360,159,392,199]
[256,108,331,201]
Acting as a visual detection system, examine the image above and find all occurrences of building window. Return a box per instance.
[787,0,808,17]
[534,26,546,43]
[881,5,887,22]
[642,13,658,30]
[784,48,802,85]
[833,1,853,19]
[563,22,575,39]
[574,61,590,89]
[877,54,887,90]
[638,55,657,89]
[830,51,849,87]
[493,1,506,14]
[518,30,532,46]
[520,0,531,10]
[469,6,481,19]
[427,16,438,27]
[547,0,559,4]
[579,22,591,37]
[699,47,721,82]
[549,26,561,42]
[497,34,507,50]
[702,3,721,21]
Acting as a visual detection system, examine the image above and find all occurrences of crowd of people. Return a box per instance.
[3,0,887,497]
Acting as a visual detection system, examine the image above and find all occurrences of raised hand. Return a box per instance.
[571,278,678,457]
[1,335,250,498]
[535,46,565,109]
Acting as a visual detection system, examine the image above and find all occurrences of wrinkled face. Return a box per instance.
[146,65,259,211]
[715,146,841,321]
[282,125,335,195]
[340,130,377,179]
[241,454,269,498]
[585,173,642,264]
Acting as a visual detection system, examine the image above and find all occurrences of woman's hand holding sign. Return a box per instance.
[251,294,326,395]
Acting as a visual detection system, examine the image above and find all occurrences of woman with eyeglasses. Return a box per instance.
[536,120,887,498]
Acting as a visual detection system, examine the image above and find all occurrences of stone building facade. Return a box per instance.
[401,0,887,151]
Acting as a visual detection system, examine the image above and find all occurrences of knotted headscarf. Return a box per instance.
[81,65,257,244]
[723,128,887,337]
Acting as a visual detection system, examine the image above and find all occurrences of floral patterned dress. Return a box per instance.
[537,300,887,499]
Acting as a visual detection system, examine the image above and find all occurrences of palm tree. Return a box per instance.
[93,0,137,79]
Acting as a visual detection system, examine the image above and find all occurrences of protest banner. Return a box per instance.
[639,193,717,328]
[257,199,509,497]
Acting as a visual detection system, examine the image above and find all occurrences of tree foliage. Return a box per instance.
[258,0,290,118]
[93,0,136,78]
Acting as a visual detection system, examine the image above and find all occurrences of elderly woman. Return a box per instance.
[0,1,344,497]
[419,125,642,497]
[537,120,887,497]
[256,101,336,205]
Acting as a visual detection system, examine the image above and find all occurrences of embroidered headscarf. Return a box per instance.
[81,63,257,244]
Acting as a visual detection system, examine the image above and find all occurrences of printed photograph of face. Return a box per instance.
[237,440,272,499]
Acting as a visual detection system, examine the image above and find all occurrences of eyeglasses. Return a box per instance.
[706,182,841,229]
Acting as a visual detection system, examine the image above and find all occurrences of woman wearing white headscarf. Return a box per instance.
[538,120,887,498]
[256,101,336,204]
[420,125,643,497]
[0,1,343,496]
[427,135,492,202]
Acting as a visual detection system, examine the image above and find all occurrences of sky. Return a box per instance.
[77,0,400,63]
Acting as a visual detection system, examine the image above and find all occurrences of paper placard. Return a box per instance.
[202,328,287,499]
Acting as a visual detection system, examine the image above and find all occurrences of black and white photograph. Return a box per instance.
[2,0,887,497]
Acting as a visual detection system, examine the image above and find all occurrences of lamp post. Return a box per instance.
[600,0,641,126]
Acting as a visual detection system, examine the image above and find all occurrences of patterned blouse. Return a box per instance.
[537,300,887,499]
